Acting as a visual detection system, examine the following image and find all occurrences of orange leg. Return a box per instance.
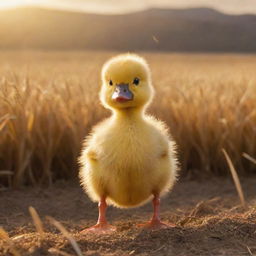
[138,194,175,229]
[81,197,116,234]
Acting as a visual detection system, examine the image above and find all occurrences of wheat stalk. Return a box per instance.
[28,206,44,236]
[48,248,74,256]
[222,149,246,207]
[46,216,83,256]
[0,170,13,176]
[0,227,21,256]
[242,153,256,165]
[0,53,255,186]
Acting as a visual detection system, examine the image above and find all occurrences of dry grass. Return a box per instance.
[47,216,83,256]
[0,51,256,187]
[243,152,256,165]
[0,227,21,256]
[222,149,246,207]
[29,206,44,236]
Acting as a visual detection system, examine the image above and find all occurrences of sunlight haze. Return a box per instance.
[0,0,256,14]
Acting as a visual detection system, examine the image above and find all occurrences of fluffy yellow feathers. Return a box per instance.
[79,54,178,232]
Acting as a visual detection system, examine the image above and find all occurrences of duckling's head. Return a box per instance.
[100,54,154,111]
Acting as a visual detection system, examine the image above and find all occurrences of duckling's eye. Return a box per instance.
[109,80,113,86]
[133,77,140,86]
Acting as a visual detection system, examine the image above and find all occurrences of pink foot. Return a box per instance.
[81,197,116,234]
[138,219,175,230]
[81,223,116,234]
[137,193,176,230]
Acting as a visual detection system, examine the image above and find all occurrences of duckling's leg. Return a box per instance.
[138,194,175,229]
[81,197,116,234]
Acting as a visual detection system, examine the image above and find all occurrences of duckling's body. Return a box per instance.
[81,113,176,208]
[79,54,178,233]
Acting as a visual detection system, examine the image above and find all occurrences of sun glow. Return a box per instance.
[0,0,255,14]
[0,0,28,9]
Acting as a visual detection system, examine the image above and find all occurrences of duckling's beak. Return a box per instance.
[112,84,133,102]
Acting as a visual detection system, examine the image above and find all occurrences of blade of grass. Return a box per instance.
[243,153,256,165]
[0,227,21,256]
[48,248,74,256]
[28,206,44,236]
[46,216,83,256]
[246,246,253,256]
[0,227,9,240]
[222,149,246,207]
[0,170,13,176]
[0,118,9,132]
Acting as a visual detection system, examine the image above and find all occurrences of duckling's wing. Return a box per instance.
[145,114,178,168]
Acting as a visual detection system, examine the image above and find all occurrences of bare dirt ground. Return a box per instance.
[0,177,256,256]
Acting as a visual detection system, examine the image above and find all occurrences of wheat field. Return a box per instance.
[0,51,256,188]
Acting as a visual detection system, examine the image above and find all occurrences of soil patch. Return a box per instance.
[0,177,256,255]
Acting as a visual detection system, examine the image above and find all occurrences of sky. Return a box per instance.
[0,0,256,14]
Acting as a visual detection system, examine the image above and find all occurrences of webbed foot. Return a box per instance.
[137,193,176,230]
[138,219,175,230]
[81,223,116,234]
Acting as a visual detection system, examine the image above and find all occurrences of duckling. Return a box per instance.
[79,53,178,233]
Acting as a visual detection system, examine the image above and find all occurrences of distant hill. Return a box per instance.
[0,7,256,52]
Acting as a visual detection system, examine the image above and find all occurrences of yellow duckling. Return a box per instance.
[79,54,178,233]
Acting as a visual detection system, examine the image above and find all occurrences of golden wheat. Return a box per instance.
[0,51,255,187]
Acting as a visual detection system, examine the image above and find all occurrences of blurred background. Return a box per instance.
[0,0,256,188]
[1,0,256,52]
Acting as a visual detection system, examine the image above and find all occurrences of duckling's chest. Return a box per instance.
[96,120,159,170]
